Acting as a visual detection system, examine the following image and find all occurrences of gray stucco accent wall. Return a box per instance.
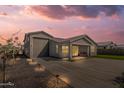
[49,40,61,58]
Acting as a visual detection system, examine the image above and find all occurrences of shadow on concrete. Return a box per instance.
[0,58,72,88]
[113,72,124,88]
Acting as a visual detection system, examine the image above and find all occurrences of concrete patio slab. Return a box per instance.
[35,58,124,88]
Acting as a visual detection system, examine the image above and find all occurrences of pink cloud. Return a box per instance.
[0,12,8,16]
[0,5,124,44]
[22,5,123,20]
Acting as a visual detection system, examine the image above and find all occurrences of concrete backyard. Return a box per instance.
[0,57,124,88]
[35,57,124,88]
[0,58,71,88]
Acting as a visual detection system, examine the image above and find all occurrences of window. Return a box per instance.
[62,45,69,56]
[56,45,59,53]
[72,46,79,56]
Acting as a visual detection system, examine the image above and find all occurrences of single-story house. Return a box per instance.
[23,31,97,58]
[97,41,117,49]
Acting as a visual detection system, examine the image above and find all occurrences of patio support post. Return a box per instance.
[87,46,90,56]
[69,42,72,60]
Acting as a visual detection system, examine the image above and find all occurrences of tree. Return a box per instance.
[0,36,21,87]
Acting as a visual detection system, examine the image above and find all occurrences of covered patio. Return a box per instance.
[68,43,90,59]
[61,42,90,59]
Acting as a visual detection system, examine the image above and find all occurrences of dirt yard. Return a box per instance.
[0,58,71,88]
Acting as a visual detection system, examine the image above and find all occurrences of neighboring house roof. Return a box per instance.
[97,41,116,46]
[116,44,124,48]
[24,31,97,45]
[117,44,124,46]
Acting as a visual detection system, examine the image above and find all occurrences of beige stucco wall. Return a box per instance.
[90,45,97,56]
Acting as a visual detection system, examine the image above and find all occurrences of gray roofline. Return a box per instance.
[23,31,97,46]
[84,35,97,46]
[26,31,54,38]
[23,31,54,42]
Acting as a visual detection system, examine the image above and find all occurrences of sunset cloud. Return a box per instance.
[26,5,124,20]
[0,5,124,44]
[0,12,8,16]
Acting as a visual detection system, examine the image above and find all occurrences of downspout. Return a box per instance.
[69,40,72,60]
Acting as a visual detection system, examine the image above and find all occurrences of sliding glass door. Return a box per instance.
[72,45,79,56]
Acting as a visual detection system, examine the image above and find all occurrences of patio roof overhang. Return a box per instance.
[71,42,91,46]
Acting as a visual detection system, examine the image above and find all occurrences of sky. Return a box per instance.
[0,5,124,44]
